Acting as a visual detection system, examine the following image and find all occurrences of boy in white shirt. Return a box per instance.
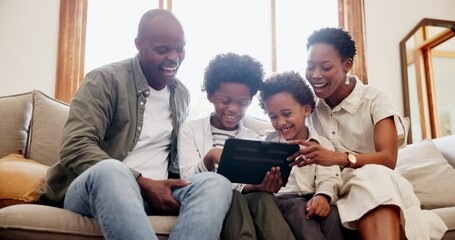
[259,71,344,240]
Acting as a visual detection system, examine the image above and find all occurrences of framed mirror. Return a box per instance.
[400,18,455,143]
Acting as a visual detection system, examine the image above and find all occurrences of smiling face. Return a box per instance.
[208,82,252,131]
[135,14,186,90]
[305,43,352,107]
[264,92,311,141]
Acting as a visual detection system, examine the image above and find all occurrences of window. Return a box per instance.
[56,0,366,119]
[83,0,337,120]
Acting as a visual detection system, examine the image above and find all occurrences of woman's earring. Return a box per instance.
[345,75,350,85]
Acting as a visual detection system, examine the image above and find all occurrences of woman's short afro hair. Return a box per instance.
[306,27,356,60]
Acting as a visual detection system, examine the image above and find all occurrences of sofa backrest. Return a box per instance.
[241,115,273,138]
[0,92,33,159]
[0,90,69,166]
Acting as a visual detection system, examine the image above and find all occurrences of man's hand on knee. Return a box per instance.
[137,176,191,215]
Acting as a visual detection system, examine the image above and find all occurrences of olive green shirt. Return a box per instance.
[39,55,190,206]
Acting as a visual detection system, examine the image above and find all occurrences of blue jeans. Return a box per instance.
[64,160,232,240]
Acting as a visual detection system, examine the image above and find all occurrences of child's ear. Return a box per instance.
[303,104,312,117]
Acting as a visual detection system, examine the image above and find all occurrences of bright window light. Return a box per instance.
[85,0,338,121]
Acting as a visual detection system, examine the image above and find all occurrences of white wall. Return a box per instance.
[1,0,454,116]
[0,0,60,97]
[364,0,455,115]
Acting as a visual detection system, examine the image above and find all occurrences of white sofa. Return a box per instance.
[0,90,454,239]
[396,134,455,239]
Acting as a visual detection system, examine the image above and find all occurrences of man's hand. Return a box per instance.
[243,167,283,193]
[305,194,331,219]
[137,176,191,215]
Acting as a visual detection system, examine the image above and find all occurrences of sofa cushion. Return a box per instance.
[0,204,175,240]
[396,139,455,209]
[433,134,455,169]
[0,92,33,159]
[27,90,69,166]
[432,207,455,232]
[0,153,48,208]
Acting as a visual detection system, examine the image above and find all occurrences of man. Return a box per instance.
[39,9,232,240]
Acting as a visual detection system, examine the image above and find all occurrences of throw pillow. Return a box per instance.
[0,153,49,208]
[27,90,69,166]
[396,139,455,209]
[432,134,455,169]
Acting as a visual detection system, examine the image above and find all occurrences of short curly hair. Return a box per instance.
[306,27,356,60]
[259,71,315,113]
[202,52,264,96]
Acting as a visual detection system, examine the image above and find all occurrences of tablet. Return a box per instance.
[216,138,299,186]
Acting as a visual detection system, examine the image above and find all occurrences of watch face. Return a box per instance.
[348,153,357,166]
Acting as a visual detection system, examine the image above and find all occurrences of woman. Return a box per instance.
[287,27,447,240]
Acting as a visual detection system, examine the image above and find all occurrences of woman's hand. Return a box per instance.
[286,140,346,167]
[242,167,283,193]
[306,194,331,219]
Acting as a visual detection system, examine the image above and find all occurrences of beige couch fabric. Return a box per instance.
[433,135,455,169]
[396,139,455,209]
[27,90,69,166]
[0,204,174,240]
[0,92,33,159]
